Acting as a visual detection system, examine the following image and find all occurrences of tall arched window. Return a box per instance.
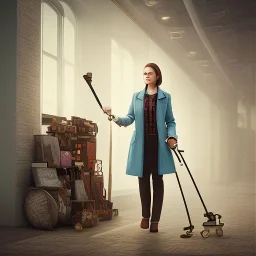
[41,2,60,116]
[60,1,76,119]
[41,0,76,131]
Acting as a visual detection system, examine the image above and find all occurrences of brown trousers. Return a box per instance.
[138,134,164,222]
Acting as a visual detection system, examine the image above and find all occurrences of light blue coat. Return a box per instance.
[115,86,178,178]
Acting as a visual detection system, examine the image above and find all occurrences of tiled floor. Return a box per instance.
[0,180,255,256]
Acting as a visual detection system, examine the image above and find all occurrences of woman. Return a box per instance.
[103,63,178,233]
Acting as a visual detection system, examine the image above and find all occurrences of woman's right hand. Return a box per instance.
[102,106,112,115]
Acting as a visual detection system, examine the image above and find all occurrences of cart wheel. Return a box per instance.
[185,231,193,237]
[74,223,83,232]
[113,209,119,216]
[201,230,210,238]
[216,228,223,237]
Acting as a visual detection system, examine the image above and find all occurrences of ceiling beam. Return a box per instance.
[183,0,238,99]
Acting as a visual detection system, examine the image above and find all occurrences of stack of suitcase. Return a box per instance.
[36,115,114,227]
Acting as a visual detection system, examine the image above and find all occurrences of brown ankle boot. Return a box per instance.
[140,218,149,229]
[150,222,158,232]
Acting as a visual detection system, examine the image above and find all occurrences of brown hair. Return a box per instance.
[144,63,162,86]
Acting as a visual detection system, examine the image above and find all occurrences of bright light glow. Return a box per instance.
[161,16,171,20]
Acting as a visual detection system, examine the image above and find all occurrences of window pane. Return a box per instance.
[63,63,74,119]
[42,54,58,115]
[42,3,58,56]
[64,18,75,64]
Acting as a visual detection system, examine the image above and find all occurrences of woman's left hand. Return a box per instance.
[168,138,177,149]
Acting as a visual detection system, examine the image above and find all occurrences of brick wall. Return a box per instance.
[15,0,41,226]
[0,0,41,226]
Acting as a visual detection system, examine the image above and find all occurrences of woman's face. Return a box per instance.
[143,67,158,86]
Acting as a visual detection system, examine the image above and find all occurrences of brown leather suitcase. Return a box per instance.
[34,135,60,167]
[71,140,96,171]
[81,170,93,200]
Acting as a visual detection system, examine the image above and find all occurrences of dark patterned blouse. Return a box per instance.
[144,93,158,135]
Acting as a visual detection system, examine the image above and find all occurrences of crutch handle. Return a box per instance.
[173,143,178,149]
[170,146,183,166]
[105,113,122,127]
[172,144,184,153]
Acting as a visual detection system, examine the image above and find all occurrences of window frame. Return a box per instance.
[41,0,77,121]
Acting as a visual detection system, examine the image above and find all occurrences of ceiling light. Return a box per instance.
[187,51,197,57]
[161,16,171,20]
[144,0,159,7]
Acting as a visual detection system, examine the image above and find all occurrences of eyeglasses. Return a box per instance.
[143,72,155,76]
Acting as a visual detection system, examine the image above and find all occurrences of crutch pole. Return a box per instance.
[176,148,210,217]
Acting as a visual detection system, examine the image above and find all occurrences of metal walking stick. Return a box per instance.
[170,144,224,239]
[83,73,119,216]
[171,144,194,238]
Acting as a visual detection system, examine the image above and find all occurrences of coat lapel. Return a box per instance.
[136,87,166,100]
[135,86,167,129]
